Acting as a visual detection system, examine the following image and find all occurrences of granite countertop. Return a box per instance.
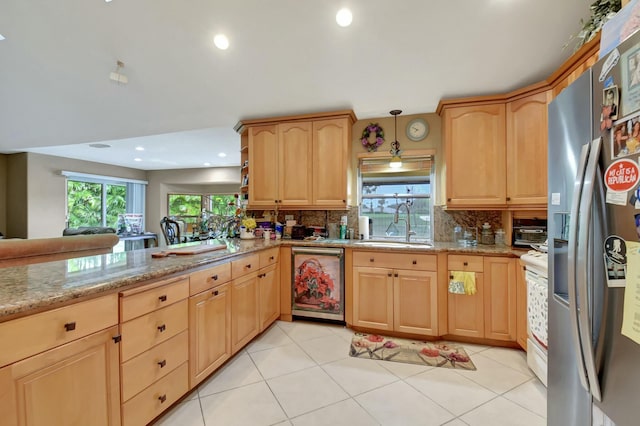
[0,238,527,321]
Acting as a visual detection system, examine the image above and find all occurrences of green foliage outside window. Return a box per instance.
[168,195,203,217]
[67,181,126,228]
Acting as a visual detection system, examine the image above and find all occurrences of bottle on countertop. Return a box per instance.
[481,223,494,245]
[495,228,506,246]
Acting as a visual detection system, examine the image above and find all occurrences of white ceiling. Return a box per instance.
[0,0,593,170]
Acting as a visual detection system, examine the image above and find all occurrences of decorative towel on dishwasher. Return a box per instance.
[449,271,477,295]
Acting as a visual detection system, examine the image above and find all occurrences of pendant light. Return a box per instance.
[389,109,403,168]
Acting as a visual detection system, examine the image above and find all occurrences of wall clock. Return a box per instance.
[406,118,429,141]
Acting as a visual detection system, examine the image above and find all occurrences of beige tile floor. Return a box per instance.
[153,320,546,426]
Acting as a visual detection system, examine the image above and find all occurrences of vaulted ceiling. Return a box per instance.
[0,0,594,169]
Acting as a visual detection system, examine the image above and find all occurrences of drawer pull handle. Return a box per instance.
[463,262,468,266]
[157,324,166,333]
[158,394,167,403]
[158,295,167,302]
[412,260,417,265]
[64,322,76,332]
[112,335,122,344]
[370,258,374,262]
[212,274,218,281]
[213,290,219,296]
[158,360,166,368]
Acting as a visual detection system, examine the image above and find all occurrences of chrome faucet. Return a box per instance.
[394,202,416,242]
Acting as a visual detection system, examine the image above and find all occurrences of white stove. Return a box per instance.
[520,248,548,386]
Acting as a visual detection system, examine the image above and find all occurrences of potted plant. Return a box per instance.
[570,0,622,52]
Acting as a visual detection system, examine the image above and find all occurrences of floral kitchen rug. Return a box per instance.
[349,333,476,371]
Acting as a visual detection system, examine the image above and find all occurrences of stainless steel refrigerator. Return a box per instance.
[548,30,640,426]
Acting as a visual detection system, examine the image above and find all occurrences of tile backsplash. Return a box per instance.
[248,206,502,242]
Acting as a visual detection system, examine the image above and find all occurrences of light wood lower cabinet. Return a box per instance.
[0,326,122,426]
[516,260,528,350]
[447,255,517,341]
[231,272,260,353]
[259,263,280,331]
[352,251,438,336]
[188,283,231,388]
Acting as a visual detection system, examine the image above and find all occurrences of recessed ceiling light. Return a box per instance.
[204,162,211,166]
[336,8,353,27]
[89,143,111,148]
[218,152,227,158]
[134,158,142,162]
[105,0,113,3]
[0,34,5,41]
[135,146,144,151]
[214,34,229,50]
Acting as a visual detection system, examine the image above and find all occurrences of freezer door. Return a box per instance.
[547,69,594,426]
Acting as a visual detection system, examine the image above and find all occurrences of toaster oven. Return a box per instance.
[513,226,547,247]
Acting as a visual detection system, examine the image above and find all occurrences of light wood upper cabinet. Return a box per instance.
[248,125,278,207]
[312,118,350,207]
[278,122,313,206]
[506,92,549,207]
[240,110,355,209]
[444,104,507,207]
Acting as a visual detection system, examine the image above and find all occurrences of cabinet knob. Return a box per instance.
[394,273,398,277]
[246,264,252,269]
[412,260,417,265]
[506,197,511,201]
[447,198,451,202]
[158,394,167,403]
[157,324,166,333]
[212,274,218,281]
[387,273,392,277]
[213,290,219,296]
[370,258,374,262]
[158,359,166,368]
[463,261,468,266]
[450,275,454,280]
[342,200,346,203]
[158,295,167,302]
[64,322,76,332]
[270,256,275,261]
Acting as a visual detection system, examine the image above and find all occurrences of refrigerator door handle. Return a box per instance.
[577,137,603,401]
[568,141,591,394]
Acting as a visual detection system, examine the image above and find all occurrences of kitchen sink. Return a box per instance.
[352,240,432,249]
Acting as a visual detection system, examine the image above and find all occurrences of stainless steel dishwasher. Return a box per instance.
[291,246,344,321]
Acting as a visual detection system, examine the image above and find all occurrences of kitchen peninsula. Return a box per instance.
[0,238,524,426]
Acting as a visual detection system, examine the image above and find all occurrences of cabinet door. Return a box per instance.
[0,326,121,426]
[312,118,349,207]
[394,270,438,336]
[259,264,280,331]
[231,272,260,353]
[248,125,278,206]
[189,283,231,388]
[278,122,312,206]
[444,104,506,207]
[483,257,517,341]
[352,267,394,331]
[506,91,549,207]
[516,261,528,350]
[447,272,485,338]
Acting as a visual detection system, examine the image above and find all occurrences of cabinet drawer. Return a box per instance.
[120,300,188,362]
[352,251,437,271]
[259,247,279,269]
[0,293,118,368]
[122,362,188,426]
[120,276,189,322]
[448,254,484,272]
[190,263,231,296]
[232,253,259,278]
[120,330,188,402]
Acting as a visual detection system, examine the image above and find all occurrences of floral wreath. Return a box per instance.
[361,123,384,152]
